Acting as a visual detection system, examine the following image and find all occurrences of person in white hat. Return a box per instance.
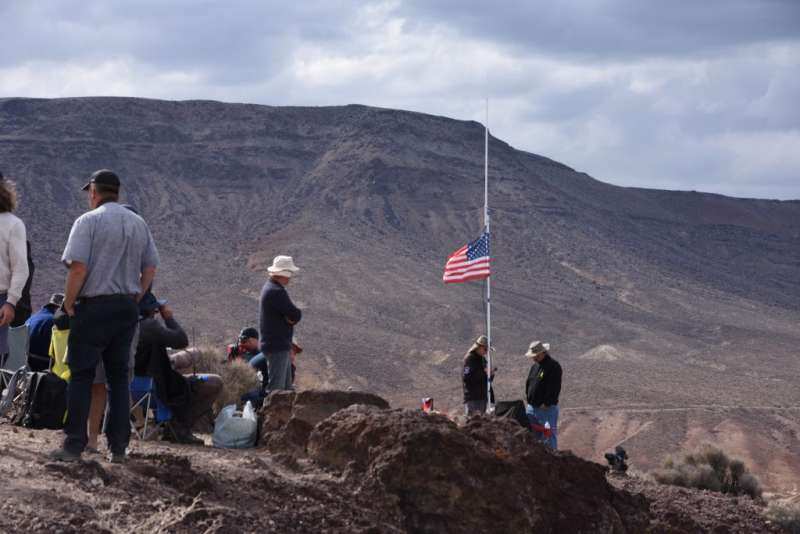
[524,340,562,450]
[259,255,302,392]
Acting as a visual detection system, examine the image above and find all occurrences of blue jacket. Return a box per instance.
[26,306,56,357]
[259,278,302,353]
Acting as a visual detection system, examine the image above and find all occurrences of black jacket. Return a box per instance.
[525,354,562,407]
[134,316,192,424]
[463,350,488,402]
[259,278,302,353]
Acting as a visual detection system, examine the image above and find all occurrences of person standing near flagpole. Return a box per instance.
[463,335,490,415]
[525,341,562,450]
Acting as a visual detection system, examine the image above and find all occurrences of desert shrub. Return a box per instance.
[651,467,688,488]
[651,444,761,499]
[765,500,800,534]
[186,346,260,414]
[687,464,722,492]
[736,473,762,499]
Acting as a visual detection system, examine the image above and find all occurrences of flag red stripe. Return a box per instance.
[443,271,491,283]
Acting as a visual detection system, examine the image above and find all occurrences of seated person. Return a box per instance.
[26,293,64,371]
[135,292,222,445]
[228,327,268,392]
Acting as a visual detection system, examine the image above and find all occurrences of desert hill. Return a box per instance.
[1,96,798,491]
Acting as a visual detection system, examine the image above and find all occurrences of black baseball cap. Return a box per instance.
[239,327,259,340]
[139,291,168,314]
[82,169,121,191]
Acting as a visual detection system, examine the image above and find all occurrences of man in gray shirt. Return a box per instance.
[49,169,159,463]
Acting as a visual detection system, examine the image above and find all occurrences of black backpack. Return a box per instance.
[494,400,531,430]
[20,372,67,429]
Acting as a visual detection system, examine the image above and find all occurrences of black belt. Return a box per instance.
[78,294,136,303]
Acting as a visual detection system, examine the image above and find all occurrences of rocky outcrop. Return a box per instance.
[308,405,650,533]
[259,389,390,455]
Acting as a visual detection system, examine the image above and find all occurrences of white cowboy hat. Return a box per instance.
[267,255,300,277]
[525,340,550,358]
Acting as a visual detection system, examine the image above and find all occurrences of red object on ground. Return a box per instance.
[421,398,434,413]
[530,424,552,437]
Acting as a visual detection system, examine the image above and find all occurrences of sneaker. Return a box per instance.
[108,451,127,464]
[48,448,82,463]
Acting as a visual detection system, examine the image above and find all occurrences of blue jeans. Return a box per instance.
[64,295,138,455]
[526,404,559,450]
[248,352,269,392]
[266,350,292,392]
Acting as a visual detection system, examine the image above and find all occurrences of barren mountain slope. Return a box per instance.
[1,97,798,490]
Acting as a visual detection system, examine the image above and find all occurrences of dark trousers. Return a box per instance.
[64,296,138,454]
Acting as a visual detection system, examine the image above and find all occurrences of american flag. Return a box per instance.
[443,232,490,284]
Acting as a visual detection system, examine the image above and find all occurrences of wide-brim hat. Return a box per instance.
[267,255,300,277]
[469,335,495,352]
[525,341,550,358]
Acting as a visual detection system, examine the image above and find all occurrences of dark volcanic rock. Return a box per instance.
[308,405,650,533]
[259,389,390,455]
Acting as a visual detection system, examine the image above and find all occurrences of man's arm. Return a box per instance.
[63,262,89,317]
[138,265,156,302]
[544,363,563,407]
[275,289,302,324]
[152,305,189,349]
[463,355,485,388]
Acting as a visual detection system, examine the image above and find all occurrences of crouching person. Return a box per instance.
[135,292,221,445]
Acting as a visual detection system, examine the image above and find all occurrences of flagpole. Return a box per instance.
[484,99,492,410]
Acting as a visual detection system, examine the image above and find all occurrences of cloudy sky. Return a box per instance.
[2,1,799,199]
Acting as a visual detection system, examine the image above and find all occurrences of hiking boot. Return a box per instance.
[47,448,82,463]
[163,422,205,446]
[108,451,127,464]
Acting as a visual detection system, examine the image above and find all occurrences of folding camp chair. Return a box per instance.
[1,325,30,403]
[129,376,172,440]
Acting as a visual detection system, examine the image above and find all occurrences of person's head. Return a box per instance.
[0,172,18,213]
[81,169,120,209]
[139,291,167,318]
[470,335,489,356]
[267,255,300,286]
[525,341,550,363]
[239,327,259,351]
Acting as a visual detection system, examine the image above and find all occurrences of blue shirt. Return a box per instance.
[27,306,56,357]
[62,202,160,297]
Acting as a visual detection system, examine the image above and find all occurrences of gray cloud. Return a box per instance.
[1,0,798,199]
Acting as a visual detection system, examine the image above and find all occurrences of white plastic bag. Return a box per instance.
[212,401,257,449]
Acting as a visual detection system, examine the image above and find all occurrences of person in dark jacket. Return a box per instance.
[259,256,302,392]
[524,340,562,449]
[26,293,64,371]
[463,335,490,415]
[135,292,221,445]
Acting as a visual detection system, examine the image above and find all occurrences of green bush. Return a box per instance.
[651,444,761,499]
[186,345,261,413]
